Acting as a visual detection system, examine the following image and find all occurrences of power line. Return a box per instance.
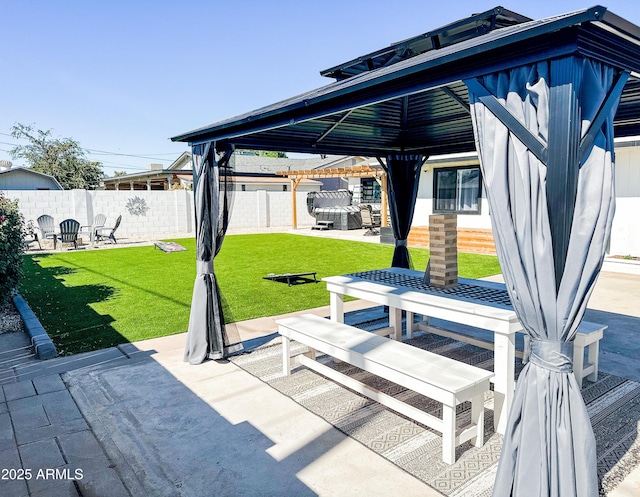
[2,134,181,162]
[83,149,174,162]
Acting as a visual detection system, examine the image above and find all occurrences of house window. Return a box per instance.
[283,185,288,191]
[433,166,482,214]
[241,184,246,191]
[361,178,381,203]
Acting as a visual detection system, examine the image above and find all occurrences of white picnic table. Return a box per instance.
[323,267,523,435]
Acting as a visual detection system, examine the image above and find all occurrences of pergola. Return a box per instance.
[275,163,389,227]
[172,6,640,496]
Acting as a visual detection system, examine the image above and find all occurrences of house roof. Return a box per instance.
[171,6,640,158]
[102,153,360,184]
[0,167,63,189]
[102,169,187,183]
[232,154,365,174]
[167,151,192,170]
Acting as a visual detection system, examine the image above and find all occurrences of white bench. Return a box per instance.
[277,314,494,464]
[409,316,606,388]
[572,321,606,388]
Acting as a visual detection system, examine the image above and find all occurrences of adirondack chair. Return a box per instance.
[80,213,107,243]
[37,215,56,245]
[56,219,81,250]
[95,215,122,244]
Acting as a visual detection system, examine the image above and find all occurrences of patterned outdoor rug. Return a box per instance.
[231,326,640,496]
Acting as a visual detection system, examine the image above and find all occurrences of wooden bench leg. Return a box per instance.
[406,311,414,339]
[389,307,402,341]
[442,404,456,465]
[470,393,484,447]
[586,340,600,382]
[282,337,291,375]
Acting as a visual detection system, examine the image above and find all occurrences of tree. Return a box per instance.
[10,123,104,190]
[113,171,128,177]
[238,149,288,158]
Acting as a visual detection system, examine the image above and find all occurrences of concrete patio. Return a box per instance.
[3,230,640,496]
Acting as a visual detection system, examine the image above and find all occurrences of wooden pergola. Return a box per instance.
[276,163,389,228]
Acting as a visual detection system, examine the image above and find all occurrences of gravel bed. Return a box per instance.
[0,300,25,335]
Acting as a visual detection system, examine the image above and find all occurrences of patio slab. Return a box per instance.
[66,347,438,497]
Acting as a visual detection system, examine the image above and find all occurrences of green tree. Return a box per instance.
[10,123,103,190]
[113,170,128,177]
[238,149,288,158]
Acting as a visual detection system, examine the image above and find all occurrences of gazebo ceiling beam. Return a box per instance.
[440,87,471,114]
[579,70,630,160]
[313,109,355,145]
[465,77,548,164]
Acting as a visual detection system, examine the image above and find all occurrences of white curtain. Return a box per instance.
[467,58,623,496]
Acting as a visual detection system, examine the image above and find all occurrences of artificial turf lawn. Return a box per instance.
[20,233,502,355]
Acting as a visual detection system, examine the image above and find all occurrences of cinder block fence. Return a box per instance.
[3,189,316,239]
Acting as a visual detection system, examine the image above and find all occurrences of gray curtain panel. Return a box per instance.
[184,143,242,364]
[385,155,423,268]
[467,58,623,496]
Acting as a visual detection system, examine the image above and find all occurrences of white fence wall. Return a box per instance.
[228,191,315,229]
[3,188,315,238]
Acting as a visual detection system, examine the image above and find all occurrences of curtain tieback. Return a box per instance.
[523,337,573,373]
[396,239,408,247]
[197,260,214,274]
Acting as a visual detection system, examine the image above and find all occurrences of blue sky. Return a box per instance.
[2,0,638,176]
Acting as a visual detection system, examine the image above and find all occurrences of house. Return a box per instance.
[102,152,363,192]
[102,152,193,191]
[0,164,63,190]
[405,137,640,257]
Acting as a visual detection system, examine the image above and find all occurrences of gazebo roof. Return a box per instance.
[319,6,533,81]
[171,6,640,157]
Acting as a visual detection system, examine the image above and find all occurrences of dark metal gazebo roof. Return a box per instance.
[172,5,640,157]
[319,7,533,81]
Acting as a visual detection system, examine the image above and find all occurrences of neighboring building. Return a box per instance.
[102,152,364,192]
[233,173,320,192]
[102,152,193,191]
[0,164,63,190]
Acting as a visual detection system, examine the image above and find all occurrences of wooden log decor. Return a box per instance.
[429,214,458,288]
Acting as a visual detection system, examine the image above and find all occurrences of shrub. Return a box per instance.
[0,192,24,304]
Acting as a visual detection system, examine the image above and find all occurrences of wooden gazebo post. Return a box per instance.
[375,173,388,227]
[291,177,301,228]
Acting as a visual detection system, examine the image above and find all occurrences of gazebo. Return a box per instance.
[172,6,640,496]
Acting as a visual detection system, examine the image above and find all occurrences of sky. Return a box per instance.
[2,0,639,176]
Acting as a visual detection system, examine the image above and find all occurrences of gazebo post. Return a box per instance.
[375,173,388,227]
[291,177,301,228]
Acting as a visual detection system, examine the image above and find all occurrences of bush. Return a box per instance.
[0,192,24,305]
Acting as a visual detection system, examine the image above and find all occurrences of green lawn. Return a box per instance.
[20,233,501,355]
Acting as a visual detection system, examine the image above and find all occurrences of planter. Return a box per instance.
[602,257,640,275]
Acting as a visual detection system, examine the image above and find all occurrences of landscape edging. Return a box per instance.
[12,293,57,360]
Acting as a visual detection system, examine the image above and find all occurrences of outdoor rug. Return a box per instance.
[231,326,640,496]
